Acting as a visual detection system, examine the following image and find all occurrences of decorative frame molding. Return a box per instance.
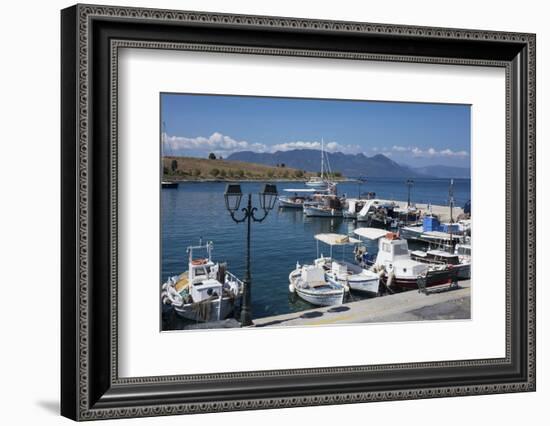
[61,4,535,421]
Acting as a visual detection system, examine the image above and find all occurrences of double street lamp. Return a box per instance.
[224,183,278,326]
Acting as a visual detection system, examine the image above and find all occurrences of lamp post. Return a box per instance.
[224,183,278,326]
[406,179,414,207]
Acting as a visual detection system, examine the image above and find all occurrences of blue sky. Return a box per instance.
[161,93,471,168]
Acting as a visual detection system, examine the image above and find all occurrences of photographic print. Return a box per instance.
[160,94,472,331]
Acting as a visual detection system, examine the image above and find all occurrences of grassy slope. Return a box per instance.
[163,156,316,180]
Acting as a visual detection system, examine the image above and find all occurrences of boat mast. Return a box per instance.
[162,121,167,155]
[320,138,324,181]
[448,179,454,251]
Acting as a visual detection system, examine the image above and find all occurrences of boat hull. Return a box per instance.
[296,288,345,306]
[385,269,455,291]
[347,278,380,295]
[278,198,304,208]
[303,206,343,218]
[174,297,240,322]
[289,268,346,306]
[327,274,379,296]
[161,181,179,189]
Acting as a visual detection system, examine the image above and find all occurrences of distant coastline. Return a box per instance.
[163,177,353,183]
[162,155,344,182]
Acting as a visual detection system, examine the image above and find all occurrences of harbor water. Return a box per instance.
[161,178,470,329]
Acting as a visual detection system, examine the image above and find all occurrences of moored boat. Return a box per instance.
[305,176,327,188]
[410,248,471,280]
[161,241,244,322]
[161,181,179,188]
[353,228,455,291]
[289,233,381,305]
[278,188,317,208]
[289,265,345,306]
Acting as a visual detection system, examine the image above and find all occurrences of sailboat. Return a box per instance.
[305,139,331,188]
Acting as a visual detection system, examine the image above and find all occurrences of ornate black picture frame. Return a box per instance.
[61,4,536,421]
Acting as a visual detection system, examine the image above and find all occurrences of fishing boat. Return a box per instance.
[410,248,471,279]
[303,191,344,218]
[161,181,178,189]
[353,228,454,291]
[303,204,343,218]
[288,265,345,306]
[278,188,317,208]
[312,233,381,295]
[161,241,244,322]
[289,233,380,304]
[342,198,399,227]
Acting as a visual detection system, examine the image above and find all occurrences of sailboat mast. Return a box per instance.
[162,121,166,155]
[448,179,454,251]
[320,138,324,181]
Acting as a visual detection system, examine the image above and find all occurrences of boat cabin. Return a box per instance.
[375,233,410,263]
[190,278,223,302]
[300,265,328,289]
[410,249,461,266]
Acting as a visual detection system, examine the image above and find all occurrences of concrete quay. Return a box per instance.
[394,201,465,223]
[252,280,471,328]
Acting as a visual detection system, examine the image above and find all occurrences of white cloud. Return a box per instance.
[163,132,362,156]
[392,145,468,158]
[162,132,268,157]
[271,140,360,154]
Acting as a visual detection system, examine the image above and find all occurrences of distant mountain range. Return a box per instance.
[411,165,471,179]
[227,149,469,179]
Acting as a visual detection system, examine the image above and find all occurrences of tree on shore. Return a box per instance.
[209,168,220,177]
[208,152,217,160]
[236,170,245,178]
[294,170,304,178]
[163,166,169,175]
[267,170,275,178]
[192,169,201,177]
[220,169,227,178]
[171,159,178,173]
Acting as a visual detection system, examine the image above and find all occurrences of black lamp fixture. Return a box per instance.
[224,184,243,212]
[224,183,278,326]
[259,184,278,211]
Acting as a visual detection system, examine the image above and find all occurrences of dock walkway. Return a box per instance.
[252,280,471,328]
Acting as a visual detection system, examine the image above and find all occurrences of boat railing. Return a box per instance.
[225,271,244,288]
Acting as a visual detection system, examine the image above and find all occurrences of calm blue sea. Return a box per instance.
[161,178,470,327]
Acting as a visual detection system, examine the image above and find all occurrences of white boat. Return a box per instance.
[305,177,327,188]
[161,181,178,189]
[304,138,339,189]
[278,188,317,208]
[303,190,343,218]
[289,265,345,306]
[353,228,453,291]
[289,233,380,304]
[343,198,400,226]
[410,248,471,279]
[312,233,380,295]
[303,204,343,218]
[161,241,244,322]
